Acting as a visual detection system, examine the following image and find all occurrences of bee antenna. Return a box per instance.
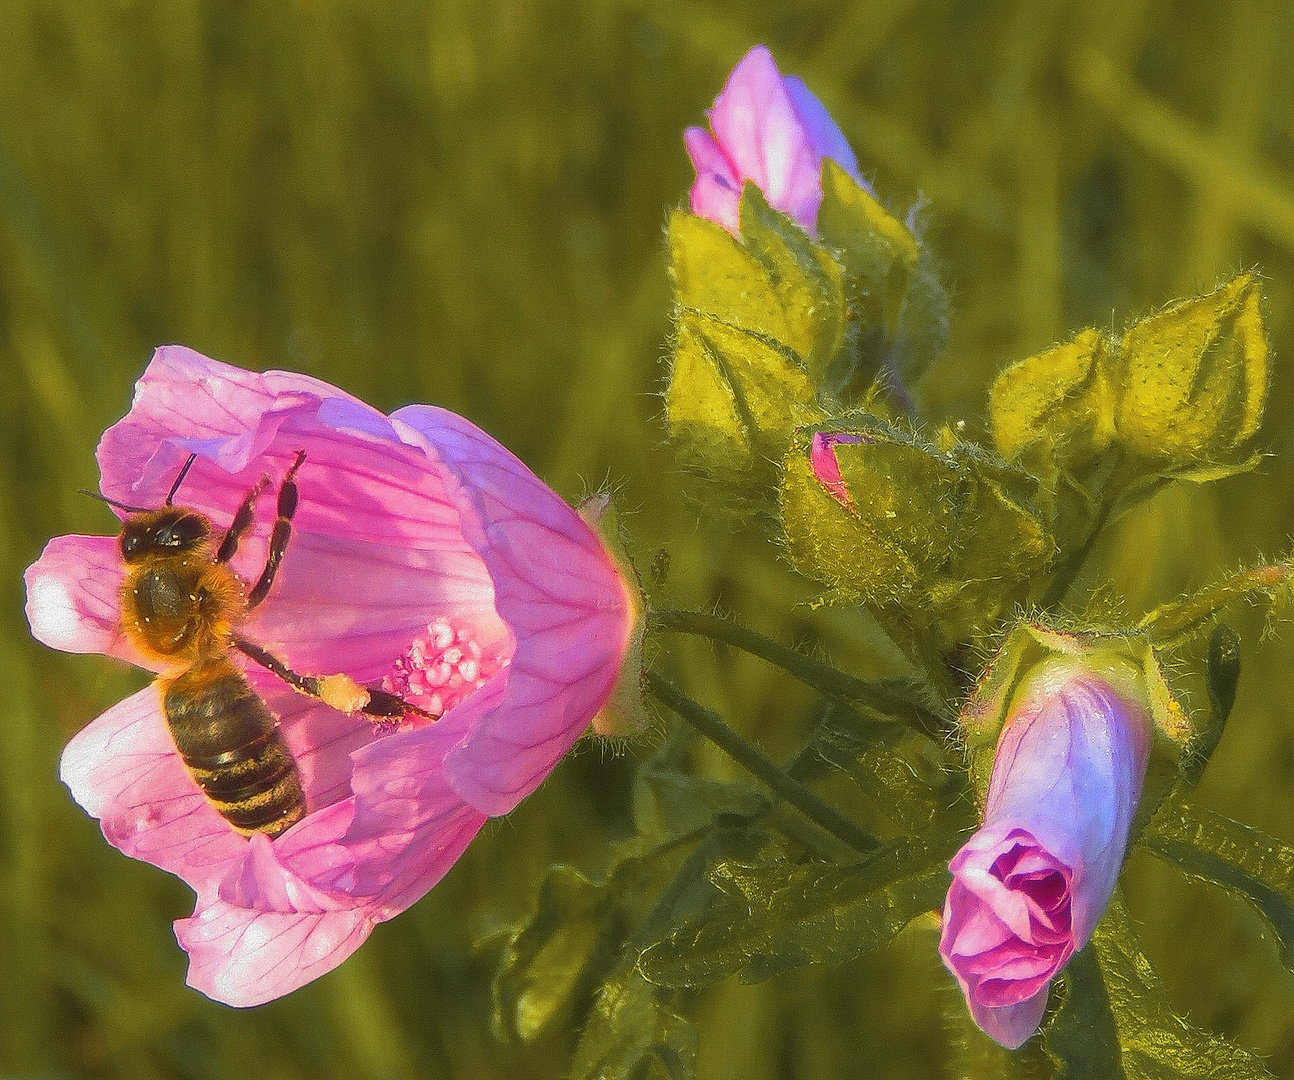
[77,489,151,514]
[165,453,199,506]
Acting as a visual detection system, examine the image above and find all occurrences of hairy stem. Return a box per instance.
[648,608,949,738]
[644,670,881,856]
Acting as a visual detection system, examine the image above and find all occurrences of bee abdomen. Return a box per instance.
[163,660,306,838]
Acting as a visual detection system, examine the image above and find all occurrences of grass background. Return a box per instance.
[4,1,1294,1077]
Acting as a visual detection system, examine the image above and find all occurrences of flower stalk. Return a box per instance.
[647,608,949,738]
[644,670,880,856]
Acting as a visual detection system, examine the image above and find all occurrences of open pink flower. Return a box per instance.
[939,659,1152,1048]
[685,45,868,235]
[25,346,636,1007]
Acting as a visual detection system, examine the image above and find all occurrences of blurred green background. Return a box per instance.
[5,1,1294,1077]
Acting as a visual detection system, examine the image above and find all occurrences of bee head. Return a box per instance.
[120,508,211,563]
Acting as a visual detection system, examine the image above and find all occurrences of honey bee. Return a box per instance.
[104,451,429,838]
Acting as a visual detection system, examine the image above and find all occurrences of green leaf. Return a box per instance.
[1074,895,1275,1079]
[1179,623,1241,786]
[491,864,623,1043]
[636,834,952,990]
[798,707,972,835]
[570,970,696,1080]
[1045,947,1126,1079]
[1140,796,1294,975]
[633,757,770,842]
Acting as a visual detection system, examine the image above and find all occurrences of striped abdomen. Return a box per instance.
[163,658,306,837]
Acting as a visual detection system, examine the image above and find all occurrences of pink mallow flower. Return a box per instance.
[684,45,869,235]
[939,659,1152,1049]
[25,346,636,1007]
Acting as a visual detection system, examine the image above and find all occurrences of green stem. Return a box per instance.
[1139,563,1287,649]
[1038,471,1173,613]
[644,670,882,857]
[648,608,949,738]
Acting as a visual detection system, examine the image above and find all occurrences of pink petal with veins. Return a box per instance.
[28,346,634,1005]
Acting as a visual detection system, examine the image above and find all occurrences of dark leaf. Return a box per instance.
[1081,895,1274,1079]
[1140,796,1294,975]
[637,834,951,990]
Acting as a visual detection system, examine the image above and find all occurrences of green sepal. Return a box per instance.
[737,182,848,384]
[1140,794,1294,977]
[817,161,937,394]
[1043,894,1275,1079]
[1138,562,1289,652]
[783,424,1057,648]
[1114,274,1268,476]
[636,832,956,991]
[664,197,850,500]
[934,446,1057,643]
[989,328,1117,469]
[667,308,824,493]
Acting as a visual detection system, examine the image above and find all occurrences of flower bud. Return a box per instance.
[988,328,1117,470]
[685,45,868,235]
[807,430,864,509]
[782,424,960,604]
[940,656,1153,1049]
[1113,274,1267,476]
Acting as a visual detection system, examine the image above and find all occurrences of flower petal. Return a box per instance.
[344,690,492,907]
[708,46,818,222]
[391,405,634,816]
[175,900,376,1007]
[98,348,508,688]
[60,687,247,904]
[685,126,742,233]
[24,535,155,668]
[968,987,1051,1052]
[781,75,864,186]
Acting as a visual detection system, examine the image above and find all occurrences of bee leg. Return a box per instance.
[247,450,306,609]
[216,475,269,564]
[232,635,439,722]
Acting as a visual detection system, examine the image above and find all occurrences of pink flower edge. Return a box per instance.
[685,45,868,235]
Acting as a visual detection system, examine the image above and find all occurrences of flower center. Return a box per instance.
[381,616,507,723]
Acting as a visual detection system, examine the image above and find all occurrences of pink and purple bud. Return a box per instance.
[25,346,637,1007]
[808,431,865,510]
[939,658,1152,1049]
[684,45,869,235]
